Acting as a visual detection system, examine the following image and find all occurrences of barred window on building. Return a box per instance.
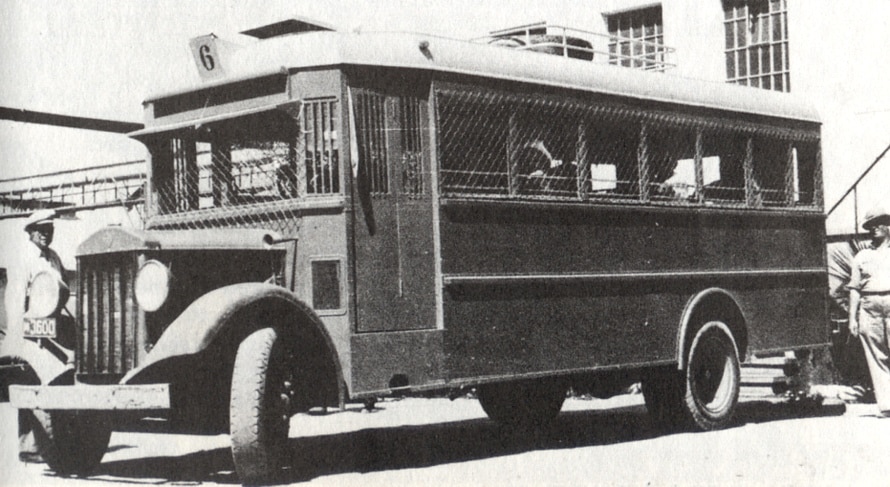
[606,5,665,71]
[724,0,790,92]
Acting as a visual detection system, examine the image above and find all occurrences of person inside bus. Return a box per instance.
[518,139,577,195]
[848,204,890,417]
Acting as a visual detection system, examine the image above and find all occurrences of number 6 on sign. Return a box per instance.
[189,34,226,80]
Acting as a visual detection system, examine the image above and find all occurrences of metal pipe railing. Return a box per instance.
[826,141,890,232]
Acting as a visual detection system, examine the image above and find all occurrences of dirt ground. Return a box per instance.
[1,391,888,487]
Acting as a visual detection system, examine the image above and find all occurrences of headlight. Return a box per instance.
[27,271,68,318]
[135,260,171,312]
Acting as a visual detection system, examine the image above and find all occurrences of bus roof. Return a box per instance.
[144,29,820,125]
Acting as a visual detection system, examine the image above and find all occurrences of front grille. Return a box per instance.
[77,253,141,377]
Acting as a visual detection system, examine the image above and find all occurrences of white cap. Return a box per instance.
[863,204,890,230]
[23,209,57,231]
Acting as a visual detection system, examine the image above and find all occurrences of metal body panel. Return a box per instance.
[350,330,445,395]
[438,200,828,380]
[350,72,438,335]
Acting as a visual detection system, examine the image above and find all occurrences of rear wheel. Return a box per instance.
[230,327,294,484]
[32,410,111,476]
[643,321,741,431]
[683,321,741,430]
[477,379,565,428]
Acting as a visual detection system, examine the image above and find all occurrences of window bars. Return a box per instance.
[606,5,667,71]
[151,98,340,230]
[724,0,790,91]
[351,88,427,198]
[435,84,821,210]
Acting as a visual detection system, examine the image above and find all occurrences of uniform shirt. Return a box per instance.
[848,245,890,294]
[4,242,65,338]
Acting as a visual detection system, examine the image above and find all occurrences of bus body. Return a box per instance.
[10,18,827,482]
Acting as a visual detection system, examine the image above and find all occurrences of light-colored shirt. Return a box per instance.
[4,241,65,338]
[848,245,890,294]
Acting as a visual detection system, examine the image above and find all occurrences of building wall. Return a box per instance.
[595,0,889,235]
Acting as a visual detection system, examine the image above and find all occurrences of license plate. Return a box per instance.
[23,317,56,338]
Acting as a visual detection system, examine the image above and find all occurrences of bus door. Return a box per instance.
[351,81,436,333]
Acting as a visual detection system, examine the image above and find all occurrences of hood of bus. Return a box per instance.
[77,226,282,257]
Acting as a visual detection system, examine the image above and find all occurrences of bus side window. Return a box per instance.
[701,131,746,205]
[510,103,578,198]
[752,135,791,206]
[646,124,697,201]
[792,140,820,206]
[437,89,509,196]
[581,116,640,199]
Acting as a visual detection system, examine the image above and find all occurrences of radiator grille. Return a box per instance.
[77,254,141,377]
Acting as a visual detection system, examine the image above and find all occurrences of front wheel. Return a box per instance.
[230,327,294,484]
[32,410,111,476]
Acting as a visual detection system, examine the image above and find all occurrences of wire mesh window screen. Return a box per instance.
[751,135,792,206]
[645,123,698,203]
[437,86,644,202]
[700,129,748,205]
[435,83,820,211]
[582,112,641,200]
[353,91,389,195]
[152,100,340,217]
[437,89,509,196]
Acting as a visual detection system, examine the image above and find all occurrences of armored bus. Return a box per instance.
[10,18,828,483]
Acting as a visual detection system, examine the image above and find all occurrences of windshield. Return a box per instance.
[149,99,339,215]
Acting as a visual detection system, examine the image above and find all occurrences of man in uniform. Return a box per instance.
[2,209,73,462]
[5,209,67,335]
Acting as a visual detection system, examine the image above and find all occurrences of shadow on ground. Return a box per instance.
[80,399,845,485]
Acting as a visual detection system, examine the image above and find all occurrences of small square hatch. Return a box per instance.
[240,17,336,39]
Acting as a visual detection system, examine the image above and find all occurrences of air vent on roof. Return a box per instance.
[240,16,336,39]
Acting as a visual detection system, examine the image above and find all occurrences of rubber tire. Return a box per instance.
[683,321,741,431]
[643,321,741,431]
[477,379,565,428]
[32,410,111,476]
[230,328,292,485]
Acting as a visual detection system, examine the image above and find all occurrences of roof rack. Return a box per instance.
[476,21,675,71]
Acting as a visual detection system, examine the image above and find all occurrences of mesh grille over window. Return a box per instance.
[435,83,820,211]
[151,99,340,218]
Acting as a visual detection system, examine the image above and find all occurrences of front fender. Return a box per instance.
[0,337,73,389]
[121,283,334,384]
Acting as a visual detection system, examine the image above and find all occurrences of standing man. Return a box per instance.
[2,209,72,462]
[848,204,890,417]
[5,209,66,337]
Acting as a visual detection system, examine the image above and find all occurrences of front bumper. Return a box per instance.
[10,383,170,410]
